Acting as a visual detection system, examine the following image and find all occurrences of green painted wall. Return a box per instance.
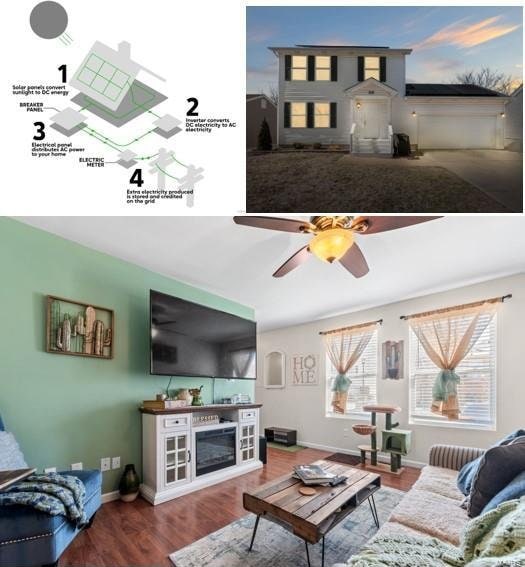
[0,218,255,493]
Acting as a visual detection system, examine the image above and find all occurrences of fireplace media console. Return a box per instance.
[140,404,262,505]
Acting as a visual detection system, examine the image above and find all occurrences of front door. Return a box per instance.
[360,100,387,139]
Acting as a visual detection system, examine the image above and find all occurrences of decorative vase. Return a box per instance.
[119,464,140,502]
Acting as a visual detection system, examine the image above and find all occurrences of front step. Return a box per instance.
[353,138,391,155]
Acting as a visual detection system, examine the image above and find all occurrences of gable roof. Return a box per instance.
[246,94,276,107]
[406,84,504,97]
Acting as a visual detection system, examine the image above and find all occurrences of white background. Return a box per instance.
[2,0,246,214]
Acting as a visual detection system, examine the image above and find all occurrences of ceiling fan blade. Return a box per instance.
[339,243,369,278]
[273,246,311,278]
[351,216,442,235]
[233,216,315,233]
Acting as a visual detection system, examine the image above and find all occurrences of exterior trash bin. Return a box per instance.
[393,133,411,157]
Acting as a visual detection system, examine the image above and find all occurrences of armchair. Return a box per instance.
[0,416,102,567]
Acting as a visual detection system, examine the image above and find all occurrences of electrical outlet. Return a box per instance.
[100,457,111,472]
[71,462,83,471]
[112,456,121,470]
[44,467,57,474]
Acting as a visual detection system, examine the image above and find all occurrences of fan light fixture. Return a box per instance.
[309,228,354,263]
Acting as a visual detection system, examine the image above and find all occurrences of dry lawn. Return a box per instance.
[246,153,510,213]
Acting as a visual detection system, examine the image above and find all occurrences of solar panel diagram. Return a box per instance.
[45,38,202,207]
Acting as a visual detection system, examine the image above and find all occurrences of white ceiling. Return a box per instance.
[15,216,525,331]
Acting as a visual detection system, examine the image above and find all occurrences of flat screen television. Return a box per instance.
[150,290,257,379]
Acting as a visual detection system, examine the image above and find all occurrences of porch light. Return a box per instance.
[309,228,354,264]
[412,111,417,117]
[356,102,361,109]
[500,112,506,118]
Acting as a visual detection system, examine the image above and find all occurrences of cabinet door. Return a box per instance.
[162,432,190,488]
[239,423,256,463]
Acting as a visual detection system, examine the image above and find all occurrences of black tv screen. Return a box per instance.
[150,290,257,379]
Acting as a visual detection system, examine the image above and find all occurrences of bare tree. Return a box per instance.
[267,84,279,106]
[455,67,514,95]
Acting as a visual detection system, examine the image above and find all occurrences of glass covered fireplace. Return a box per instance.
[195,426,237,476]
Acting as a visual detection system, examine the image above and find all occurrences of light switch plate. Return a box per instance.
[112,456,121,469]
[71,462,83,471]
[44,467,57,474]
[101,457,111,472]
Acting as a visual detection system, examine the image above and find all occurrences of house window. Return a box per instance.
[325,329,378,417]
[261,99,267,109]
[364,57,380,80]
[315,56,331,81]
[291,56,307,81]
[314,103,330,127]
[291,102,306,127]
[409,315,496,429]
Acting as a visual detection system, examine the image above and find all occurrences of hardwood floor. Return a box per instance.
[60,448,420,566]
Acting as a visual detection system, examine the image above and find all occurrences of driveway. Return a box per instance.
[420,150,523,212]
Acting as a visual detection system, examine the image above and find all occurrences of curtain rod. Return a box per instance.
[319,319,383,336]
[399,294,512,321]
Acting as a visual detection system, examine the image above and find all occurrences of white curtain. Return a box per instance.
[408,302,498,420]
[324,323,377,414]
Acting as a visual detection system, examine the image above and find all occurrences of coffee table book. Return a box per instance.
[0,468,36,491]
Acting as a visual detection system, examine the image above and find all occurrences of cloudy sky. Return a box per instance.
[247,6,522,94]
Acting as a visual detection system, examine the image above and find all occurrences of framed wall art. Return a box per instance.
[46,295,114,359]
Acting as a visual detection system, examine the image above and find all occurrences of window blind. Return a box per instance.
[326,329,378,416]
[409,313,496,427]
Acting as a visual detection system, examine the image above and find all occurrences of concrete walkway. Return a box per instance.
[420,150,523,212]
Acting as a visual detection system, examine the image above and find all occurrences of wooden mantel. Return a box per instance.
[139,403,263,415]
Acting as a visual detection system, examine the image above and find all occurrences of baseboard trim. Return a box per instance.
[101,490,120,504]
[298,440,426,469]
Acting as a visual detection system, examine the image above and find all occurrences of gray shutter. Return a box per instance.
[284,102,291,128]
[307,102,314,128]
[307,56,315,81]
[330,56,338,81]
[284,55,291,81]
[380,57,387,82]
[358,56,364,81]
[330,103,337,128]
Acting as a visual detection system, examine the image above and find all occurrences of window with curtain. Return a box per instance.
[314,102,330,128]
[315,56,331,80]
[291,55,307,80]
[408,307,497,429]
[325,327,378,417]
[290,102,306,127]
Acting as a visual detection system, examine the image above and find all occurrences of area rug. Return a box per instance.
[267,442,306,452]
[325,452,362,466]
[169,486,403,567]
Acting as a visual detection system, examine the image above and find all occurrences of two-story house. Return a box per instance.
[270,45,508,154]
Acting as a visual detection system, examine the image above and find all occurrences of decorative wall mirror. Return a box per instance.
[264,351,286,388]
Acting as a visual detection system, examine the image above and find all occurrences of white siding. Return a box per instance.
[504,89,522,151]
[277,51,406,146]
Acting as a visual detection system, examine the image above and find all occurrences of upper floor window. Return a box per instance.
[364,57,380,80]
[291,102,306,127]
[291,56,307,81]
[315,56,331,81]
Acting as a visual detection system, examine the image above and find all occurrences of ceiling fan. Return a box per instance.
[233,215,441,278]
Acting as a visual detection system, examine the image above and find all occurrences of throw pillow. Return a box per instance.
[457,429,525,496]
[468,437,525,517]
[0,431,28,471]
[482,470,525,514]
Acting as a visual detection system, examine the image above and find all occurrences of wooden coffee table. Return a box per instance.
[243,460,380,567]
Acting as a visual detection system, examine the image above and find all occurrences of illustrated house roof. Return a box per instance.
[406,84,504,97]
[70,41,165,112]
